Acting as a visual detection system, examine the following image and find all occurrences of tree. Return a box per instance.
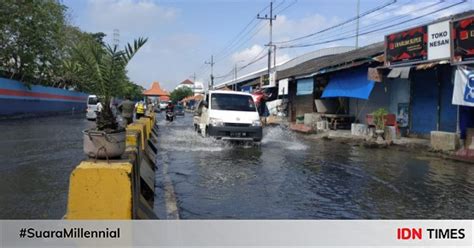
[170,87,193,102]
[0,0,68,85]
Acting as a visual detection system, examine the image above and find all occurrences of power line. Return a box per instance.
[279,0,466,49]
[192,2,272,80]
[214,0,297,84]
[213,2,272,62]
[282,0,445,49]
[273,0,396,45]
[274,0,298,15]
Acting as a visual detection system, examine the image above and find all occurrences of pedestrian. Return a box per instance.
[145,99,154,116]
[96,99,103,115]
[118,95,135,126]
[135,100,146,120]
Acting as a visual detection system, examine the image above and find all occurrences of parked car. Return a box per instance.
[86,95,99,120]
[193,90,262,142]
[175,105,185,116]
[159,101,169,110]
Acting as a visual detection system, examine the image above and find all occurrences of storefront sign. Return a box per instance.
[453,66,474,107]
[427,21,451,60]
[385,26,427,66]
[452,16,474,64]
[278,78,288,95]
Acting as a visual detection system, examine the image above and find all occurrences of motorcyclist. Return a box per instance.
[166,101,175,113]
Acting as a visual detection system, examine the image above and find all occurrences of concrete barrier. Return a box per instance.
[67,161,133,219]
[66,112,158,219]
[431,131,460,151]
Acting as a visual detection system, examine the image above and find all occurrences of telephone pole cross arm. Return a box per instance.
[205,55,215,89]
[258,1,277,86]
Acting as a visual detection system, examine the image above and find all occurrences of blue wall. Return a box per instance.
[0,78,88,116]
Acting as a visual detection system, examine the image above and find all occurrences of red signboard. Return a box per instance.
[385,26,428,66]
[452,16,474,64]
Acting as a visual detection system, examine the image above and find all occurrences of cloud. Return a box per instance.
[86,0,179,33]
[271,14,341,42]
[231,44,265,64]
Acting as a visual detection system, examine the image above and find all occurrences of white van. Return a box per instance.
[86,95,99,120]
[193,90,262,142]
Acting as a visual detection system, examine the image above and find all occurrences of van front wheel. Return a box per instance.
[201,126,208,137]
[194,124,201,133]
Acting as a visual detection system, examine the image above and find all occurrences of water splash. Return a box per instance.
[159,128,231,152]
[261,126,308,150]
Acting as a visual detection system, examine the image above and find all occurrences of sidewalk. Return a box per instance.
[296,128,473,164]
[306,129,430,149]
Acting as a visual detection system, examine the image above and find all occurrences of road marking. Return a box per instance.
[161,151,180,220]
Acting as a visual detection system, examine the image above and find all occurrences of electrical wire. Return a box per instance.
[273,0,396,45]
[279,0,466,49]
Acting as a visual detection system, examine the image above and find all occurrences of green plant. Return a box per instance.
[372,108,388,130]
[73,37,148,131]
[170,87,193,102]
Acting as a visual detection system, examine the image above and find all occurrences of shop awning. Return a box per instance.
[387,66,411,79]
[321,69,375,100]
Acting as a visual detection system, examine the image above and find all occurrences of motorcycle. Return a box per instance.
[165,110,175,122]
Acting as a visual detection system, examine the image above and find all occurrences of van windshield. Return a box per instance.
[88,97,98,105]
[210,93,256,112]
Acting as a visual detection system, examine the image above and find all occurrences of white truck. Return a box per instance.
[193,90,262,142]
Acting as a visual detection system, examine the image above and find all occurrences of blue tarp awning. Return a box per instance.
[321,68,375,100]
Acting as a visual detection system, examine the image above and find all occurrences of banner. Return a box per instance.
[453,66,474,107]
[452,16,474,64]
[278,78,288,95]
[1,220,473,247]
[427,21,451,61]
[385,26,427,66]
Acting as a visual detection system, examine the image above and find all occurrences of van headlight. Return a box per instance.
[252,120,262,127]
[210,117,224,127]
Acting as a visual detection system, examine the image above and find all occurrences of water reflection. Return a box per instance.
[0,114,92,219]
[156,115,474,219]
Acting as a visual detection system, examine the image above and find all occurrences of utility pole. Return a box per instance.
[205,55,215,89]
[234,64,238,90]
[258,1,276,86]
[113,29,120,47]
[191,72,196,95]
[355,0,360,48]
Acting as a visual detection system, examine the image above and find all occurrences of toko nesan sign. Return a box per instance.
[427,21,451,60]
[385,21,452,66]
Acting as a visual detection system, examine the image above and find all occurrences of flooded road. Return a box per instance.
[0,114,93,219]
[155,114,474,219]
[1,112,473,219]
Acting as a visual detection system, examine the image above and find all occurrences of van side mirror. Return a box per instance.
[202,100,208,108]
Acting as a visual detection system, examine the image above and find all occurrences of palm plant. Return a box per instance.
[72,37,148,131]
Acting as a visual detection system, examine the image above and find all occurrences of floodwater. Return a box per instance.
[155,114,474,219]
[0,114,93,219]
[0,112,473,219]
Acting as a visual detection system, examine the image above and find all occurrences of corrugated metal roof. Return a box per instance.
[277,42,384,80]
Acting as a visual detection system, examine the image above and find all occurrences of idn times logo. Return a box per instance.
[397,228,465,240]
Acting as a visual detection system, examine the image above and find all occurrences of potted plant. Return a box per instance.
[72,37,147,159]
[372,108,388,141]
